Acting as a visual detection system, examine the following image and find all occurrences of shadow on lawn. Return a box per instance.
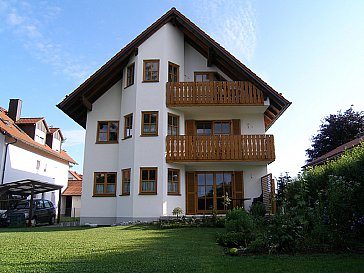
[18,226,224,273]
[0,226,92,233]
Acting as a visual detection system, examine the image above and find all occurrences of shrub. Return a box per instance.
[250,202,266,218]
[216,232,248,247]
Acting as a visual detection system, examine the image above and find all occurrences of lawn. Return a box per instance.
[0,225,363,273]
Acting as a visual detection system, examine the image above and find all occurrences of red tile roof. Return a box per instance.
[69,170,83,181]
[16,117,45,124]
[307,136,364,167]
[0,108,76,164]
[62,180,82,196]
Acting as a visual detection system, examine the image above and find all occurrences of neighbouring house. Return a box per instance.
[0,99,77,209]
[306,135,364,167]
[58,8,291,225]
[61,170,82,217]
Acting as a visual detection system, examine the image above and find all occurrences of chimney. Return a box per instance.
[8,99,22,122]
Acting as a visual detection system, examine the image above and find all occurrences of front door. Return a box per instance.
[196,172,233,213]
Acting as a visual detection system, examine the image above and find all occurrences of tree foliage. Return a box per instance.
[306,107,364,163]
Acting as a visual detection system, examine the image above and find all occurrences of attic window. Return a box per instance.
[143,60,159,82]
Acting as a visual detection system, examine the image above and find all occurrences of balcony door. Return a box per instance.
[186,171,244,214]
[196,121,231,136]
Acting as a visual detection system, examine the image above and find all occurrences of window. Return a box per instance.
[97,121,119,143]
[143,60,159,82]
[168,169,180,195]
[194,72,226,82]
[93,172,117,196]
[36,160,40,170]
[141,111,158,136]
[168,62,179,82]
[122,169,131,196]
[126,63,135,87]
[168,113,179,136]
[196,121,231,136]
[124,114,133,139]
[140,168,157,194]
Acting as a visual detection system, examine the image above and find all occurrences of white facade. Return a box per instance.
[2,144,69,207]
[80,23,275,225]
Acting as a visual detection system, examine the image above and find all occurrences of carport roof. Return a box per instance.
[0,180,63,196]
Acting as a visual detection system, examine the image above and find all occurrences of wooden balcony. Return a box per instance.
[166,135,275,162]
[166,81,265,107]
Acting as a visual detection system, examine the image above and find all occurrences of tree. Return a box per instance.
[305,107,364,163]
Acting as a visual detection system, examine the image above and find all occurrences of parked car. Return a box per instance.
[1,199,56,226]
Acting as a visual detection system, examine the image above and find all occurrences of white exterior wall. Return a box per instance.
[81,81,121,224]
[52,137,61,152]
[81,23,271,225]
[2,144,69,209]
[35,128,46,145]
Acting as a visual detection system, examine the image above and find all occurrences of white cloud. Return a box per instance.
[62,129,85,148]
[0,1,90,83]
[192,0,257,62]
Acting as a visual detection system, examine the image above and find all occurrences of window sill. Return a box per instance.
[119,194,130,196]
[140,134,158,137]
[167,193,181,196]
[122,136,132,140]
[142,80,159,83]
[124,83,134,89]
[95,141,119,144]
[93,194,116,197]
[139,192,157,195]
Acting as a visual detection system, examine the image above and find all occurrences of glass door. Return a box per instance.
[197,172,233,213]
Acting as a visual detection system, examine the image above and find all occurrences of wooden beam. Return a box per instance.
[207,47,214,67]
[81,96,92,111]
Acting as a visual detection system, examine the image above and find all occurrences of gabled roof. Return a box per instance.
[48,127,64,140]
[16,117,50,133]
[306,136,364,167]
[58,7,291,129]
[62,180,82,196]
[0,108,76,164]
[69,170,83,181]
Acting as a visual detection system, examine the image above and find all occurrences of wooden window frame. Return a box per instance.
[124,114,133,139]
[195,120,232,136]
[141,111,158,136]
[168,168,180,195]
[139,167,158,195]
[93,172,117,197]
[168,62,179,82]
[194,71,226,82]
[167,113,179,136]
[96,121,119,144]
[121,168,131,196]
[143,59,160,82]
[125,63,135,88]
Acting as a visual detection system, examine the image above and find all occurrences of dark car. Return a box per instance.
[2,199,56,226]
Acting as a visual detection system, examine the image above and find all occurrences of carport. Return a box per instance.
[0,179,63,226]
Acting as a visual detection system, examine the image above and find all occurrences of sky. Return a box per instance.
[0,0,363,178]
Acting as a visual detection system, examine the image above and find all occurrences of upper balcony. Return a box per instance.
[166,81,265,107]
[166,135,275,163]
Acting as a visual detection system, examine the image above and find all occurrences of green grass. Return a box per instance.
[0,225,363,273]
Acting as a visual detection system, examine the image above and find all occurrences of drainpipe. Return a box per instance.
[1,132,17,185]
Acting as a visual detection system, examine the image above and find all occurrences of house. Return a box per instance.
[61,170,82,217]
[306,135,364,167]
[0,99,76,209]
[58,8,291,225]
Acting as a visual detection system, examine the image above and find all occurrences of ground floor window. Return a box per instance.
[140,168,157,194]
[93,172,117,196]
[121,169,131,195]
[168,168,180,195]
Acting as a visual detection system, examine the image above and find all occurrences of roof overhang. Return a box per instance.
[0,179,63,197]
[58,8,291,130]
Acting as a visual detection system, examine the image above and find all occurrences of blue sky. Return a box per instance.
[1,0,363,177]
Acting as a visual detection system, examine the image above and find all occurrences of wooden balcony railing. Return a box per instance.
[166,135,275,162]
[166,81,265,106]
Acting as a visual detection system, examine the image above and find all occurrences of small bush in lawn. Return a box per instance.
[216,232,248,247]
[248,237,267,253]
[225,208,254,234]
